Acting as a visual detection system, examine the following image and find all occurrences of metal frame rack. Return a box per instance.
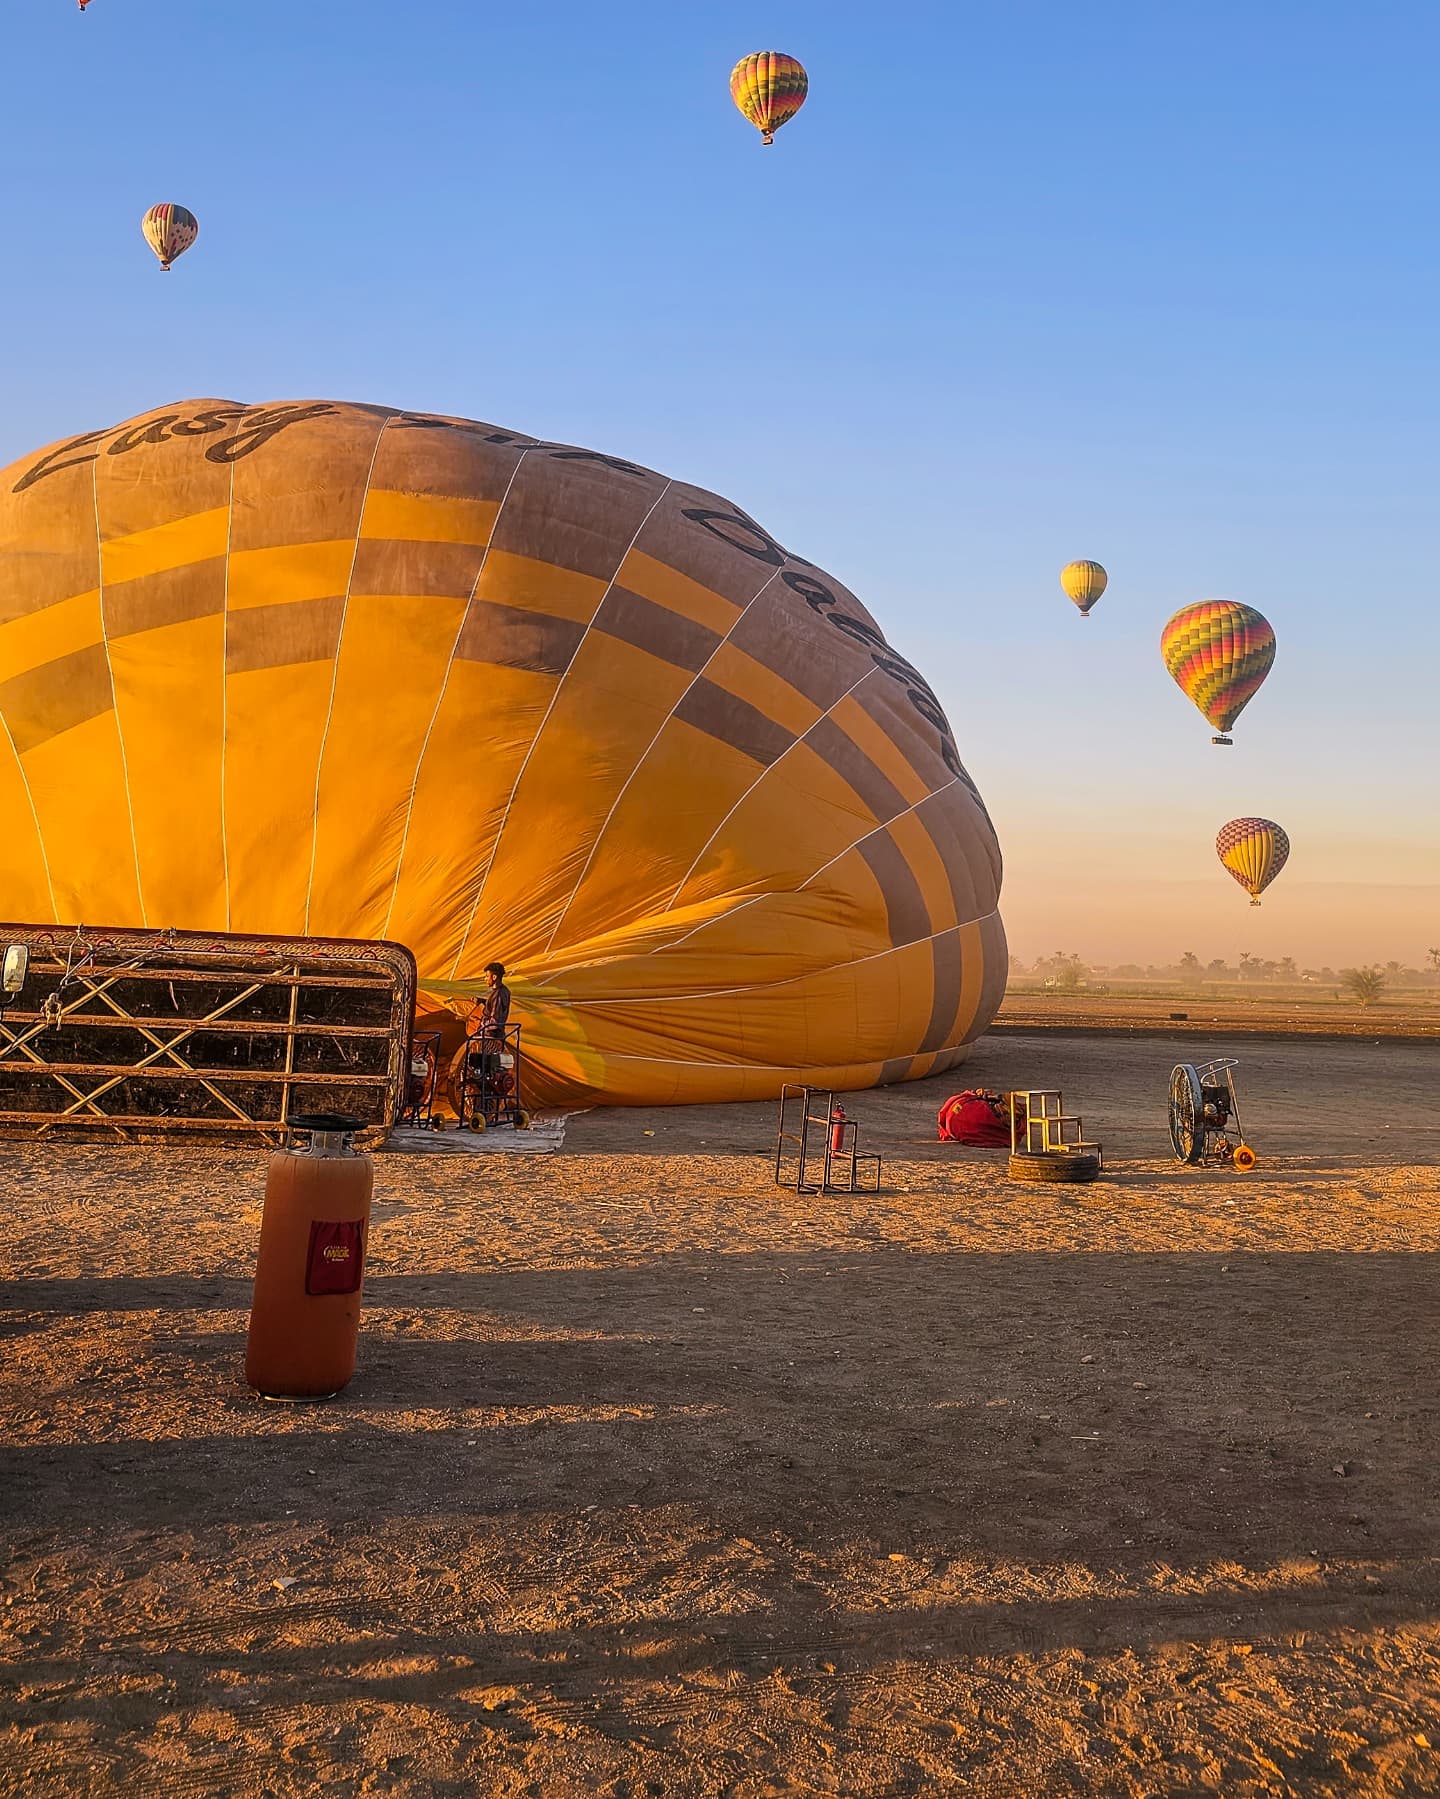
[0,923,415,1146]
[1009,1089,1105,1167]
[399,1029,444,1129]
[774,1083,882,1195]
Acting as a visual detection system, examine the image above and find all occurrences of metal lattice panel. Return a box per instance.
[0,925,416,1146]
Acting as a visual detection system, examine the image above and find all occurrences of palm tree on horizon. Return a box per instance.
[1342,966,1387,1008]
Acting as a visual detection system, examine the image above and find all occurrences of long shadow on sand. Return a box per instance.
[4,1248,1438,1576]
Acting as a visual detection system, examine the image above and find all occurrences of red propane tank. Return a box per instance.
[830,1103,847,1156]
[245,1113,373,1400]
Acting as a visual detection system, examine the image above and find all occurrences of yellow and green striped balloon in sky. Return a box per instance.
[1059,560,1107,617]
[0,399,1006,1109]
[1161,598,1275,742]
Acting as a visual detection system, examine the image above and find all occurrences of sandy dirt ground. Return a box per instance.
[2,1030,1439,1798]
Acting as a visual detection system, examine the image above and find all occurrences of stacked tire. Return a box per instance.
[1007,1150,1101,1185]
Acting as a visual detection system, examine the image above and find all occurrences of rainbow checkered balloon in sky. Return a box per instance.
[1160,599,1275,743]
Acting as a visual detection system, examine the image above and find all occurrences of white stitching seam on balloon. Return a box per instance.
[0,706,57,925]
[443,475,677,983]
[538,907,1001,1007]
[378,437,539,944]
[538,562,786,959]
[664,661,897,917]
[92,451,146,926]
[302,412,394,935]
[219,420,237,932]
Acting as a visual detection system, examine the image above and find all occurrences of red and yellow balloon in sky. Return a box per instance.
[1161,599,1275,744]
[730,51,809,145]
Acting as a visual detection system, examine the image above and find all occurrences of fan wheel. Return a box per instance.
[1169,1064,1205,1163]
[1232,1143,1257,1171]
[1008,1151,1101,1185]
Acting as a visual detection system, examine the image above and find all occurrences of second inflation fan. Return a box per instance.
[1168,1060,1257,1170]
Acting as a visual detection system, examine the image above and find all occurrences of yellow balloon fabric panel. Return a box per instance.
[0,401,1006,1107]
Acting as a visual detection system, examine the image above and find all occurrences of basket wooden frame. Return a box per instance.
[0,923,416,1146]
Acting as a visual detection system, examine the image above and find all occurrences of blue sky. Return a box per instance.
[3,0,1436,963]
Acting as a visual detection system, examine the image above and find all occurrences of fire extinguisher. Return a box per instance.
[245,1113,373,1401]
[829,1103,848,1156]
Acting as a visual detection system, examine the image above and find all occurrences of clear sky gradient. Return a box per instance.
[3,1,1435,967]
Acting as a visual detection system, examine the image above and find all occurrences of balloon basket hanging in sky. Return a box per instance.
[0,400,1006,1110]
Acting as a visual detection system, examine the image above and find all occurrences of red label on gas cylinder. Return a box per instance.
[305,1220,365,1296]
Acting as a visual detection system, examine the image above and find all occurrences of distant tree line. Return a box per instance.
[1008,947,1440,1008]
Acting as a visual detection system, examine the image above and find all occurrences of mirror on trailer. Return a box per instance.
[2,943,29,997]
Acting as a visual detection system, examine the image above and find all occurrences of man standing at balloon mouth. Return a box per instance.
[475,962,511,1042]
[457,962,513,1130]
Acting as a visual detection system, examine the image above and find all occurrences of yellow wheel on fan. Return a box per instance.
[516,1111,531,1130]
[471,1115,487,1134]
[1232,1143,1257,1171]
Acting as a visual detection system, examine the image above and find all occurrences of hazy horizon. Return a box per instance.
[1002,876,1439,974]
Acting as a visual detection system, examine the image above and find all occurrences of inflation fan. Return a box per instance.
[1168,1059,1257,1170]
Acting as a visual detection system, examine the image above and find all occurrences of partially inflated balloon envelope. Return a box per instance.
[0,401,1006,1107]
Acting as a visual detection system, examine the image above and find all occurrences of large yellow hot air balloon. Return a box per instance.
[1161,599,1275,744]
[141,204,198,271]
[730,51,809,144]
[0,400,1006,1109]
[1216,817,1290,906]
[1059,560,1106,618]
